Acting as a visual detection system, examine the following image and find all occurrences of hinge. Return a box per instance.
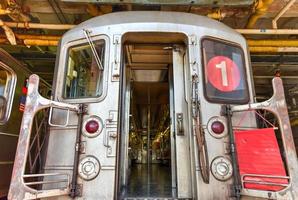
[112,34,121,81]
[224,142,230,154]
[188,34,198,77]
[80,141,86,154]
[189,34,197,45]
[75,184,83,197]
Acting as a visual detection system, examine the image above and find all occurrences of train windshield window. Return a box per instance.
[0,69,8,120]
[0,64,15,122]
[202,38,249,104]
[64,39,105,99]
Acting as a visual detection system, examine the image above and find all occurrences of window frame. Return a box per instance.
[200,36,250,105]
[58,35,109,103]
[0,62,17,124]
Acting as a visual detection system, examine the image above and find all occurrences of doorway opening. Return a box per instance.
[127,72,171,197]
[118,32,187,199]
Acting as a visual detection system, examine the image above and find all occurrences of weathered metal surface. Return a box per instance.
[0,48,52,198]
[232,77,298,200]
[70,104,85,198]
[61,0,254,5]
[8,74,79,200]
[8,11,297,200]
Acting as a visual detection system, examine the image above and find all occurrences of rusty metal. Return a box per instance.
[246,0,274,28]
[0,19,16,45]
[223,105,241,200]
[192,75,209,183]
[62,0,254,5]
[195,114,210,184]
[5,0,31,24]
[86,4,113,16]
[231,77,298,199]
[8,74,79,200]
[70,104,86,198]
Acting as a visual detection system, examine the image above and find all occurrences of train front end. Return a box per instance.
[8,11,298,200]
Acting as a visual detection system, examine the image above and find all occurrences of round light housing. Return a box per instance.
[78,155,101,180]
[85,120,99,134]
[211,156,233,181]
[207,116,227,139]
[211,121,225,134]
[82,116,103,138]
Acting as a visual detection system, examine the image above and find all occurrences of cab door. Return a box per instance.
[170,46,193,198]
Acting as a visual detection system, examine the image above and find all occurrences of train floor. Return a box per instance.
[125,163,172,198]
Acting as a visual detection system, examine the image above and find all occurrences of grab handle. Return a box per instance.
[176,113,184,135]
[48,106,70,127]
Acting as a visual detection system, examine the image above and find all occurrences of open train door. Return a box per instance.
[169,45,193,199]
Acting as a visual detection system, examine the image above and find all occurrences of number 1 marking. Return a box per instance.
[216,61,228,86]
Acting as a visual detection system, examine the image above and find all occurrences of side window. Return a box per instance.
[64,39,105,99]
[201,38,249,104]
[0,64,16,123]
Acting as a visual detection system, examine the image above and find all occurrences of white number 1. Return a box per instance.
[216,61,228,86]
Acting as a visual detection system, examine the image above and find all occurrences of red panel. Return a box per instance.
[234,128,288,191]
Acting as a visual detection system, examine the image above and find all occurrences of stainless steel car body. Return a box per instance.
[8,11,298,200]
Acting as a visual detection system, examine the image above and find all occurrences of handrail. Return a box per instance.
[241,174,290,188]
[8,74,79,200]
[231,77,298,199]
[23,173,69,187]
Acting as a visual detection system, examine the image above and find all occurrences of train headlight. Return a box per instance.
[78,155,101,181]
[211,156,233,181]
[207,116,227,138]
[82,116,103,138]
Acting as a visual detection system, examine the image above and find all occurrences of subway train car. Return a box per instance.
[0,49,50,198]
[8,12,298,200]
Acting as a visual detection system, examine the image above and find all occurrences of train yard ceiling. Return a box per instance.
[60,0,255,5]
[0,0,298,120]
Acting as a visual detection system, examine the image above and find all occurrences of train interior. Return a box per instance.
[119,33,186,198]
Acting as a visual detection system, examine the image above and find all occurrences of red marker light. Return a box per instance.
[85,120,99,134]
[211,121,225,134]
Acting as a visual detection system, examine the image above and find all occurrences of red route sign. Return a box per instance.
[207,56,240,92]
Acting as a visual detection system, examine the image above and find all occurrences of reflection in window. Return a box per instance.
[0,66,13,122]
[64,40,105,99]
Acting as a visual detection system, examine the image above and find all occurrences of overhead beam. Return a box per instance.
[249,47,298,53]
[60,0,254,6]
[1,21,74,30]
[2,34,298,53]
[236,29,298,35]
[248,40,298,47]
[2,20,298,35]
[272,0,296,29]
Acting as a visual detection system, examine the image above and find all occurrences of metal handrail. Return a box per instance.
[48,106,71,127]
[8,74,79,200]
[23,173,70,188]
[231,77,298,199]
[241,174,290,188]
